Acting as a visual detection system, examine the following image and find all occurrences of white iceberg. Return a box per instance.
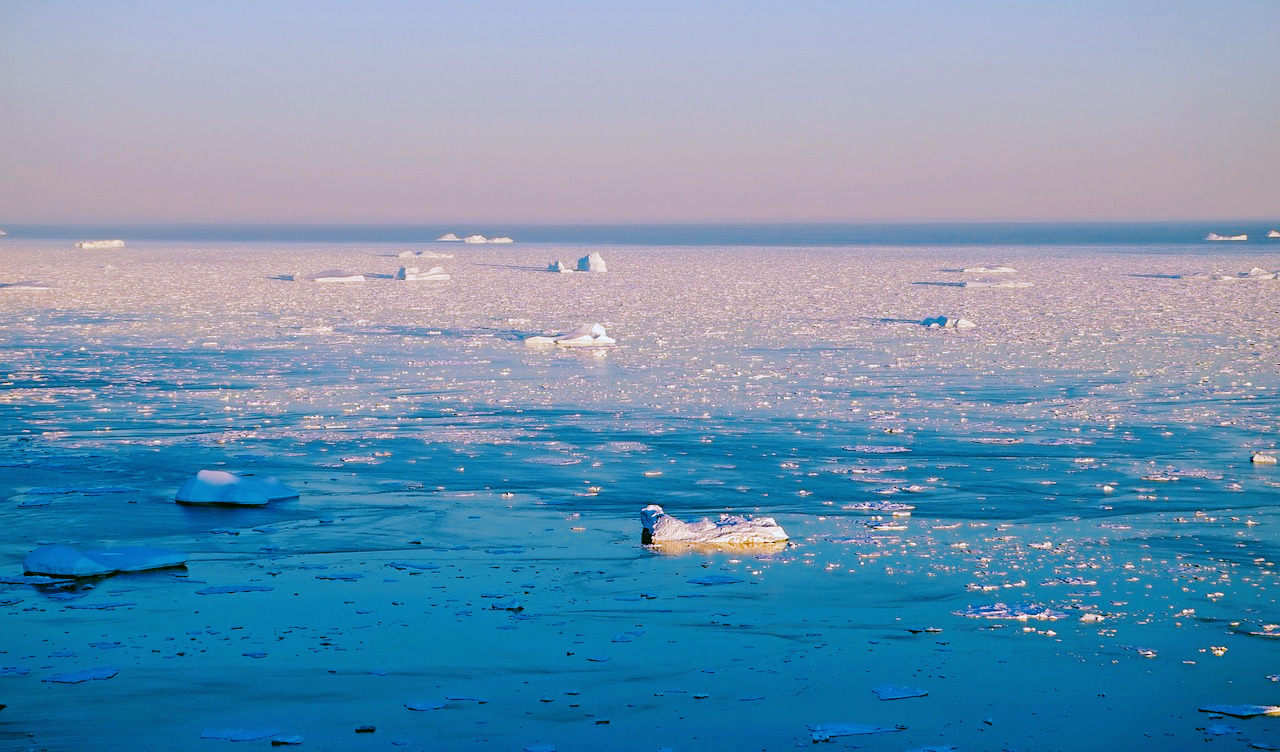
[74,239,125,249]
[1268,229,1280,238]
[641,504,789,546]
[396,266,450,281]
[921,316,976,329]
[547,260,574,273]
[24,544,187,578]
[577,252,607,272]
[436,233,462,242]
[524,323,616,347]
[962,266,1017,273]
[463,234,488,244]
[1,280,57,291]
[489,236,514,244]
[298,269,365,283]
[399,250,453,259]
[175,469,299,506]
[1251,452,1278,464]
[1206,233,1248,241]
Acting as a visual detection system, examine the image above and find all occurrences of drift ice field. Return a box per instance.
[1,237,1278,751]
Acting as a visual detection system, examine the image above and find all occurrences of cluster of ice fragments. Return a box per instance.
[640,504,789,546]
[524,323,616,347]
[548,252,607,273]
[74,239,125,249]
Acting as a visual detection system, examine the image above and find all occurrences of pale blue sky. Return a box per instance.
[1,1,1276,223]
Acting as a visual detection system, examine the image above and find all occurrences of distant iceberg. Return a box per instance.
[399,250,453,259]
[641,504,789,546]
[1206,233,1248,241]
[24,544,187,578]
[525,323,616,347]
[463,234,488,244]
[297,269,365,283]
[396,266,450,281]
[489,236,514,244]
[436,233,462,242]
[75,239,125,249]
[175,469,299,506]
[921,316,976,329]
[1269,230,1280,238]
[577,252,607,272]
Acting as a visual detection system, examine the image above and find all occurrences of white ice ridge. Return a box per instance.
[1206,233,1248,241]
[23,544,188,578]
[962,265,1017,273]
[921,316,976,329]
[577,252,608,272]
[463,234,488,244]
[74,239,125,249]
[524,323,616,347]
[641,504,789,545]
[297,269,365,283]
[175,469,300,506]
[399,250,453,259]
[396,266,450,281]
[435,233,462,241]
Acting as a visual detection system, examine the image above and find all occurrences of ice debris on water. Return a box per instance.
[200,728,284,742]
[23,545,187,578]
[43,666,119,684]
[196,584,275,595]
[642,504,789,546]
[807,722,906,742]
[871,684,928,700]
[955,604,1067,620]
[524,323,616,347]
[1199,705,1280,718]
[405,700,448,711]
[175,470,299,506]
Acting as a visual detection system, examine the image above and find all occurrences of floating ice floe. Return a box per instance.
[75,239,125,249]
[490,236,514,244]
[1,280,57,291]
[399,250,453,259]
[175,469,299,506]
[1206,233,1248,241]
[396,266,450,281]
[524,324,616,347]
[43,666,119,684]
[962,279,1034,288]
[297,269,365,283]
[1251,452,1278,464]
[1198,704,1280,718]
[547,260,574,273]
[955,603,1067,620]
[577,252,607,272]
[200,728,284,742]
[23,545,187,578]
[436,233,462,241]
[871,685,928,700]
[806,723,905,742]
[641,504,789,546]
[962,265,1017,273]
[921,316,976,329]
[463,234,488,244]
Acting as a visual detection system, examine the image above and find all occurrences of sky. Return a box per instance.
[1,1,1277,224]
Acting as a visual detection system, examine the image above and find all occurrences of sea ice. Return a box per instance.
[576,252,607,272]
[806,722,906,742]
[395,266,450,281]
[921,316,976,329]
[1205,233,1248,241]
[1199,704,1280,718]
[642,504,789,545]
[871,684,928,700]
[524,324,616,347]
[196,584,275,595]
[398,250,453,259]
[489,236,514,243]
[435,233,462,241]
[1252,453,1278,464]
[175,469,299,505]
[962,279,1034,288]
[1,280,57,291]
[42,666,119,683]
[296,269,365,283]
[955,603,1068,620]
[74,239,125,249]
[200,728,284,741]
[463,234,488,244]
[547,260,574,273]
[962,266,1017,273]
[23,545,187,578]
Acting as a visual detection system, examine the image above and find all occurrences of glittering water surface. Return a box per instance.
[1,239,1278,750]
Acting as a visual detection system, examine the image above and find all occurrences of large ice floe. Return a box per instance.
[395,266,450,281]
[921,315,976,329]
[174,469,299,506]
[296,269,365,283]
[641,504,789,546]
[23,545,187,578]
[577,252,608,272]
[74,239,125,249]
[524,323,616,347]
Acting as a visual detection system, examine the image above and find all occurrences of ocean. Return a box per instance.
[0,226,1277,750]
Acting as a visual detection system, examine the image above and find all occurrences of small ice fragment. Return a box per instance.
[806,722,906,741]
[576,252,607,272]
[200,728,283,741]
[490,598,523,611]
[1199,704,1280,718]
[196,585,274,595]
[175,470,299,506]
[387,561,439,571]
[643,504,788,546]
[405,701,448,711]
[524,745,556,752]
[525,323,615,347]
[1204,724,1241,735]
[316,573,363,581]
[270,736,304,746]
[871,685,928,700]
[43,666,119,684]
[954,603,1067,620]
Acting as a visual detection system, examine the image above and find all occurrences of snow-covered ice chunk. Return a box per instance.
[524,324,616,348]
[642,504,789,546]
[921,316,976,329]
[23,545,187,578]
[43,666,119,683]
[1199,704,1280,718]
[297,269,365,283]
[436,233,462,241]
[576,252,607,272]
[806,722,905,742]
[75,239,125,249]
[175,469,298,505]
[396,266,450,281]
